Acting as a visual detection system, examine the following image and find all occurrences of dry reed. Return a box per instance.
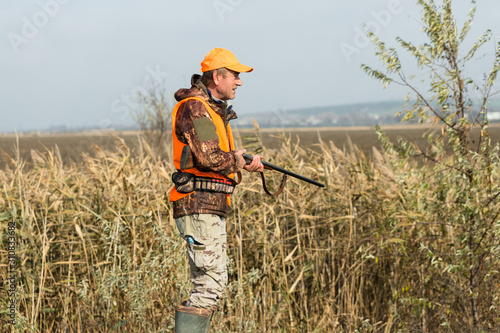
[0,129,499,332]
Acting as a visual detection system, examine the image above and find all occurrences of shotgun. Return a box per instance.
[242,153,325,192]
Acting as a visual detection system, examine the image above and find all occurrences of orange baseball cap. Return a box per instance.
[200,48,253,73]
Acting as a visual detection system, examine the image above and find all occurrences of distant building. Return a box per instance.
[306,116,322,126]
[487,112,500,120]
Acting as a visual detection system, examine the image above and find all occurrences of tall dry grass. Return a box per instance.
[1,129,499,332]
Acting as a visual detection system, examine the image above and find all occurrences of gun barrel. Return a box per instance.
[242,153,325,188]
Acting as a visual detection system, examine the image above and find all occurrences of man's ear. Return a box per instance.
[212,69,225,86]
[212,70,220,85]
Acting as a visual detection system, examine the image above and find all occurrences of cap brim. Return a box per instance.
[226,63,253,73]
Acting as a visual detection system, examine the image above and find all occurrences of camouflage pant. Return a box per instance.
[175,214,228,309]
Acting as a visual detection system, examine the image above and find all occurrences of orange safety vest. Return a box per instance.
[169,97,236,205]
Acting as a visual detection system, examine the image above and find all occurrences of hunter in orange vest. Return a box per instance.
[171,48,264,333]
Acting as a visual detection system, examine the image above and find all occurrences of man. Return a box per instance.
[170,48,264,332]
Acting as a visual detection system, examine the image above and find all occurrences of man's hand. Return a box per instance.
[245,154,264,172]
[234,149,248,172]
[234,149,264,172]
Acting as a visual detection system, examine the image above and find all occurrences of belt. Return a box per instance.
[193,177,236,194]
[172,171,236,194]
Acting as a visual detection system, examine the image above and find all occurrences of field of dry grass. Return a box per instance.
[1,124,499,332]
[2,124,500,168]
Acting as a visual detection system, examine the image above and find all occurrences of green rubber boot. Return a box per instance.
[175,302,214,333]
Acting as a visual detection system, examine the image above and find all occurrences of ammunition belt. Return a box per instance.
[172,172,236,194]
[193,177,236,194]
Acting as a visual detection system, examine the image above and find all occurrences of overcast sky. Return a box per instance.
[1,0,499,133]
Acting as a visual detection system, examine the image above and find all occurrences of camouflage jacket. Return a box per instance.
[171,74,240,218]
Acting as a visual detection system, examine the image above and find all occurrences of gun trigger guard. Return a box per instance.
[260,172,287,196]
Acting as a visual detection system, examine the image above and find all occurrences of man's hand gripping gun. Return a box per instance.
[242,153,325,196]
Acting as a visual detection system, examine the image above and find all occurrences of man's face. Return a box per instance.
[212,68,242,101]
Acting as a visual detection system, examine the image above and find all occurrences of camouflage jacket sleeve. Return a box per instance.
[175,99,239,176]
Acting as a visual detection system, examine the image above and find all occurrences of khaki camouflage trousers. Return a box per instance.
[175,214,228,309]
